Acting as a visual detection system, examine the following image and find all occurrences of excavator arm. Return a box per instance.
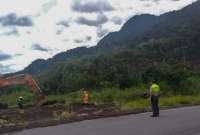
[0,74,44,105]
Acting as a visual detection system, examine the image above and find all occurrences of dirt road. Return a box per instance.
[7,106,200,135]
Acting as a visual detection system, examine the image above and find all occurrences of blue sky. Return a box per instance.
[0,0,197,74]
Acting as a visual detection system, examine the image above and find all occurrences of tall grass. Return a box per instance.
[89,87,146,105]
[1,86,200,112]
[45,91,82,105]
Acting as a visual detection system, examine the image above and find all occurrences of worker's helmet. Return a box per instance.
[19,96,23,99]
[84,90,88,93]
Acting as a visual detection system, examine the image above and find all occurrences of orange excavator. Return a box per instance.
[0,74,45,106]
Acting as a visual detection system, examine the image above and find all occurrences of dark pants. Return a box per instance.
[151,95,159,116]
[18,103,23,109]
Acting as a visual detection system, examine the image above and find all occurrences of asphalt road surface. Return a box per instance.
[6,106,200,135]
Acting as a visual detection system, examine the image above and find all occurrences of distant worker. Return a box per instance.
[150,80,160,117]
[83,90,89,105]
[17,96,24,110]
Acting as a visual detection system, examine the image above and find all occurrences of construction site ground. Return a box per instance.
[0,103,148,134]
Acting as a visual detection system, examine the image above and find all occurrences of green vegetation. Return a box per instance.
[0,86,36,107]
[2,1,200,112]
[2,86,200,113]
[16,1,200,96]
[52,111,76,120]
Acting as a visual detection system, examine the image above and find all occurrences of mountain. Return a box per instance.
[17,14,160,75]
[97,14,158,49]
[14,1,200,93]
[20,1,200,76]
[17,15,161,75]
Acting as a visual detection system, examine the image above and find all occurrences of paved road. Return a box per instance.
[6,106,200,135]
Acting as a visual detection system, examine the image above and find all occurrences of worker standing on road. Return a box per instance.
[150,80,160,117]
[83,90,89,105]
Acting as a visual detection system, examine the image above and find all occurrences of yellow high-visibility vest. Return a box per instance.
[151,83,160,94]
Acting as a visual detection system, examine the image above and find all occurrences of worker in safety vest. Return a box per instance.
[83,90,89,105]
[150,80,160,117]
[17,96,24,114]
[17,96,24,109]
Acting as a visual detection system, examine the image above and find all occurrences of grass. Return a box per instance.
[45,91,83,105]
[120,95,200,111]
[88,87,145,105]
[160,95,200,106]
[1,87,200,112]
[0,91,35,107]
[120,99,149,111]
[44,88,200,112]
[52,111,76,120]
[44,87,144,106]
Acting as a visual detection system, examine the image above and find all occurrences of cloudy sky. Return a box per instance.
[0,0,197,74]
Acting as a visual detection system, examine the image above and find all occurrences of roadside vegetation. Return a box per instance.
[45,87,200,111]
[1,83,200,112]
[1,85,200,133]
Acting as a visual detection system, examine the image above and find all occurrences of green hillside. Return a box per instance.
[15,1,200,95]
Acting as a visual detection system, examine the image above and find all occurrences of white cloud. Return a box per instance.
[0,0,197,73]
